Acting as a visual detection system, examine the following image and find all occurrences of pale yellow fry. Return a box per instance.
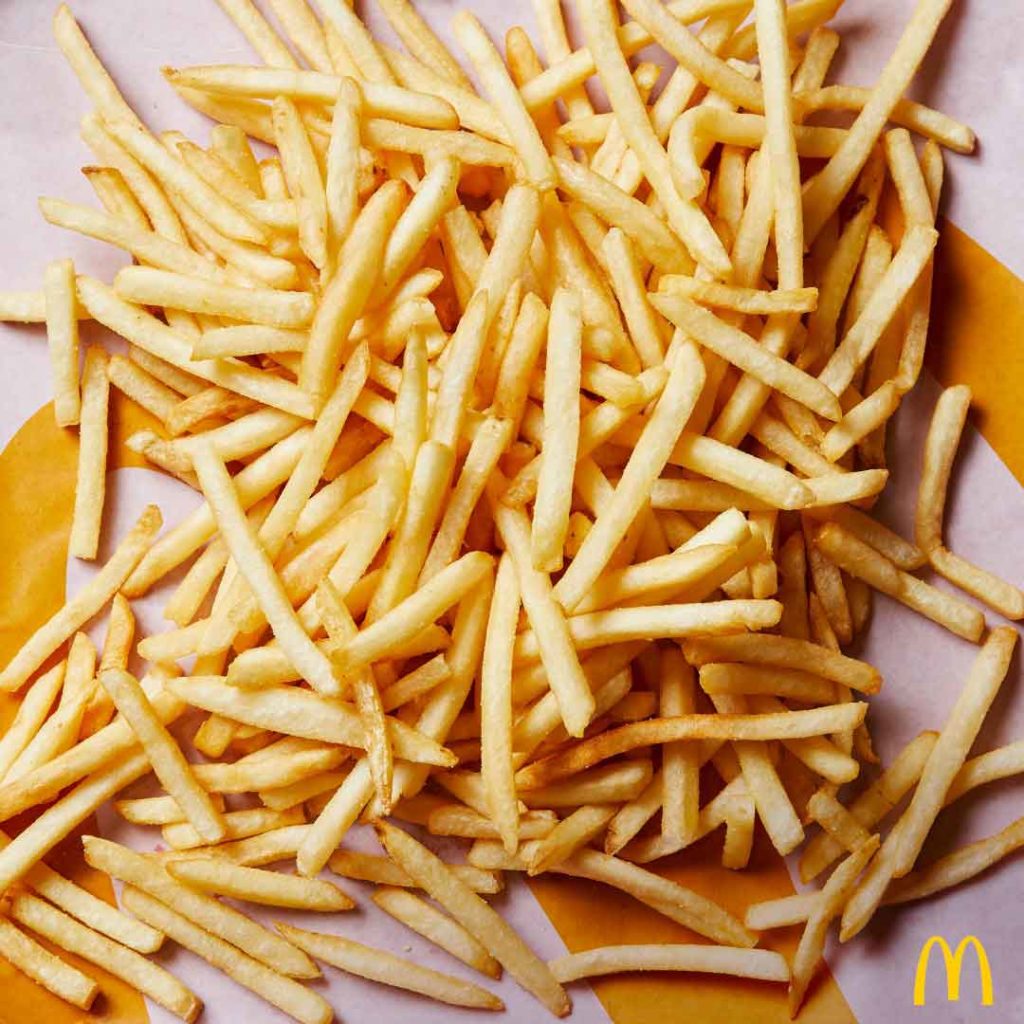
[301,180,406,403]
[79,278,316,418]
[372,886,501,979]
[52,4,145,129]
[214,0,298,67]
[453,12,554,190]
[551,943,789,983]
[0,664,65,782]
[191,442,340,696]
[43,258,81,427]
[821,381,901,462]
[789,837,879,1015]
[818,225,938,396]
[480,555,521,854]
[893,628,1018,879]
[329,551,493,682]
[379,157,461,301]
[164,677,452,767]
[100,669,225,843]
[915,386,1024,618]
[162,806,303,851]
[167,858,353,910]
[494,502,594,738]
[532,288,582,573]
[528,804,617,876]
[660,647,699,843]
[653,296,840,420]
[376,0,473,88]
[0,913,98,1009]
[801,0,956,242]
[280,924,504,1010]
[67,346,109,560]
[84,835,319,979]
[555,341,705,611]
[319,579,393,812]
[421,418,512,584]
[105,120,266,244]
[378,822,570,1016]
[814,523,985,642]
[800,731,937,883]
[885,815,1024,906]
[272,96,328,268]
[10,892,200,1022]
[554,158,689,273]
[0,505,160,691]
[577,0,731,276]
[659,277,818,316]
[121,886,331,1024]
[328,849,502,894]
[324,76,361,252]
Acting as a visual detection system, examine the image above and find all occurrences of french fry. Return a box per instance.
[83,836,319,979]
[550,943,789,983]
[377,822,570,1016]
[100,669,226,843]
[892,628,1018,878]
[372,886,502,978]
[814,522,985,642]
[166,858,354,910]
[0,913,98,1009]
[555,340,706,610]
[515,704,865,790]
[577,0,730,276]
[329,848,503,894]
[527,804,617,875]
[121,885,331,1024]
[0,505,160,691]
[532,289,581,573]
[789,837,879,1015]
[279,924,504,1010]
[10,892,201,1023]
[915,386,1024,618]
[885,815,1024,906]
[162,806,303,851]
[801,0,956,242]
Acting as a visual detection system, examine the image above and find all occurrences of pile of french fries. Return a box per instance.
[0,0,1019,1019]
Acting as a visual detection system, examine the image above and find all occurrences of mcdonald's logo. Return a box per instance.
[913,935,994,1007]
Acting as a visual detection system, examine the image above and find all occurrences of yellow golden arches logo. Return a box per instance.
[913,935,994,1007]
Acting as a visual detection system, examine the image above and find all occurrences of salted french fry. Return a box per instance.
[329,848,502,894]
[0,505,160,691]
[372,886,502,979]
[280,924,504,1010]
[378,822,569,1016]
[83,836,319,979]
[166,858,354,910]
[892,628,1018,878]
[551,943,789,983]
[0,913,98,1009]
[915,385,1024,618]
[555,340,706,610]
[121,886,331,1024]
[814,522,985,641]
[515,704,865,790]
[527,804,616,875]
[789,837,879,1015]
[161,806,303,851]
[10,892,200,1023]
[101,669,226,844]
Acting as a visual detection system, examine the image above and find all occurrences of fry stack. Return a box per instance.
[0,0,1019,1020]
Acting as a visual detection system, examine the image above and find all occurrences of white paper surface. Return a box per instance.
[0,1,1021,1021]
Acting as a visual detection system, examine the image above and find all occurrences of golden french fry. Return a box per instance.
[279,924,504,1010]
